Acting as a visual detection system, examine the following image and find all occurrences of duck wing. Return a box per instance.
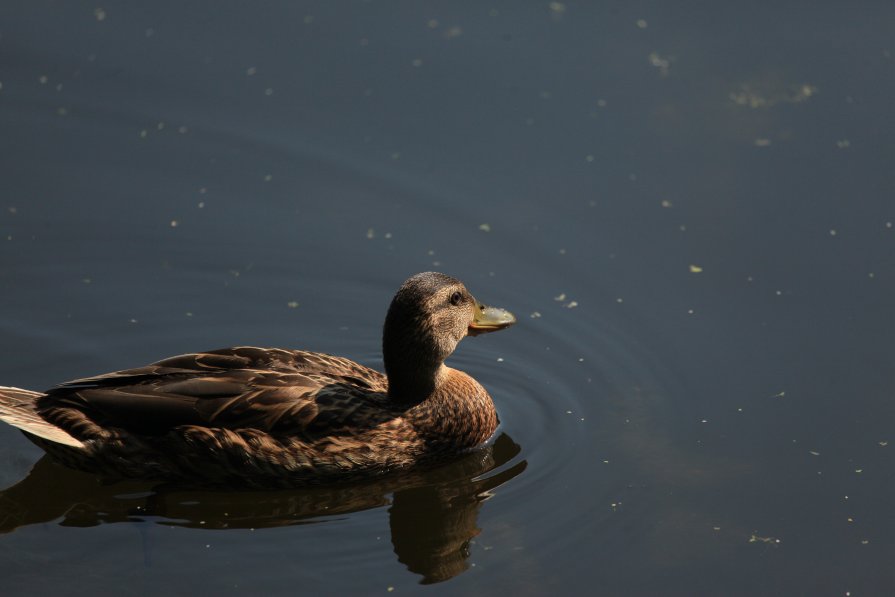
[38,347,390,439]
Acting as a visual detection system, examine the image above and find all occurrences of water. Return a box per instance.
[1,1,894,594]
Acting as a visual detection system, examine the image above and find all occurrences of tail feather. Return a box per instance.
[0,386,85,448]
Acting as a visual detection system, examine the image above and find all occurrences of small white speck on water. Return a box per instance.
[178,126,188,134]
[170,220,179,228]
[263,174,273,182]
[636,19,647,28]
[94,7,107,21]
[479,223,491,232]
[287,301,299,309]
[139,129,148,138]
[616,297,624,303]
[496,357,504,362]
[530,311,541,318]
[264,88,274,96]
[246,66,257,76]
[829,229,837,236]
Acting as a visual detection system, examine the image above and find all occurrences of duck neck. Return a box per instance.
[384,354,447,403]
[382,322,449,403]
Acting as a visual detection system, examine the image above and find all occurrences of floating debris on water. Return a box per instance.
[648,52,673,77]
[730,83,817,109]
[749,534,780,545]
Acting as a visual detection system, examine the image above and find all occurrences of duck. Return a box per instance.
[0,272,516,487]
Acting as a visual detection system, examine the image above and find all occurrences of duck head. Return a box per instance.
[383,272,515,400]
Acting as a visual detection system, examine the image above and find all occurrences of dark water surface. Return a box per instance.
[1,1,894,595]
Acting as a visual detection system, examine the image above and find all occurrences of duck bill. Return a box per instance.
[468,300,517,336]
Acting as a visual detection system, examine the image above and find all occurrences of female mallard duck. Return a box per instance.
[0,272,515,486]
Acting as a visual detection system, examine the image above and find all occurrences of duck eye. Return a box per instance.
[449,291,463,306]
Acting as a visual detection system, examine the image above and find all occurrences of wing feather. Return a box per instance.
[38,347,390,439]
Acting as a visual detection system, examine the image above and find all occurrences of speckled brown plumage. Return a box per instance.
[0,273,515,486]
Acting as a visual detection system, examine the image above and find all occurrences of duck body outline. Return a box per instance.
[0,272,516,487]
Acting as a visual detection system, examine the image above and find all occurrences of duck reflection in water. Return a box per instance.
[0,433,525,584]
